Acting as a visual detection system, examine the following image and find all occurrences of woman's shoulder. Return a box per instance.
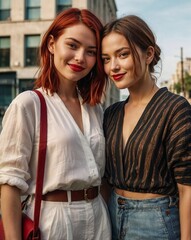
[5,89,45,120]
[2,90,42,130]
[103,101,125,126]
[11,88,47,108]
[104,100,125,116]
[163,88,191,110]
[156,88,191,125]
[13,90,36,104]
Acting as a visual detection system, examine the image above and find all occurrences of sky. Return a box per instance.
[115,0,191,84]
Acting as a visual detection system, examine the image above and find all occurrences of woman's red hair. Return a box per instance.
[35,8,106,105]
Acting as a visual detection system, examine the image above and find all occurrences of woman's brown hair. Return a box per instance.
[102,15,161,79]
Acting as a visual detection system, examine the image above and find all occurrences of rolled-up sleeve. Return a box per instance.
[0,94,35,193]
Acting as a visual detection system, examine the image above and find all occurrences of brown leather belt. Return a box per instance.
[42,186,99,202]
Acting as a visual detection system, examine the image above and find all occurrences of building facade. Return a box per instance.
[170,57,191,99]
[0,0,119,123]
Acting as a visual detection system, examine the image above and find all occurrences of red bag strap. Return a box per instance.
[33,90,47,237]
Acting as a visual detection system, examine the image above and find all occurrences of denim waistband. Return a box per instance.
[113,191,178,208]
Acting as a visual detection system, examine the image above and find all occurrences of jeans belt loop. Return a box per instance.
[169,196,177,207]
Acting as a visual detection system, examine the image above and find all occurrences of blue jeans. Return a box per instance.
[108,190,180,240]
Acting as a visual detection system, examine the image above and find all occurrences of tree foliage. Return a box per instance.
[173,72,191,95]
[173,82,181,94]
[184,72,191,91]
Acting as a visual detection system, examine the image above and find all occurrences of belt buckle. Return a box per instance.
[84,188,90,202]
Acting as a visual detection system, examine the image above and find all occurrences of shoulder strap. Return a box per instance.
[33,90,47,236]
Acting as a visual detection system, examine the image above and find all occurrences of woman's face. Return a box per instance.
[102,32,147,89]
[48,23,97,83]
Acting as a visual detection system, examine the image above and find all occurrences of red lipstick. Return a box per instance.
[112,73,126,81]
[68,64,85,72]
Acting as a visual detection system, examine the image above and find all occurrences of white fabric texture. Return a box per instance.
[0,88,111,239]
[0,88,105,194]
[26,195,111,240]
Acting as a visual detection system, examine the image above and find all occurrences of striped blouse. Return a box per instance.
[103,87,191,196]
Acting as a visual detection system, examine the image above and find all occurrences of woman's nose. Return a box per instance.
[74,49,85,63]
[110,59,120,71]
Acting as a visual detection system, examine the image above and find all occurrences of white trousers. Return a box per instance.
[26,194,111,240]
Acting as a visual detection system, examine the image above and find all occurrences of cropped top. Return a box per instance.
[103,88,191,196]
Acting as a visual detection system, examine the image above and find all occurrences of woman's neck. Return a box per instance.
[57,82,78,101]
[128,80,159,106]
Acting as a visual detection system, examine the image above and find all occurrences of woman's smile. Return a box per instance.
[112,73,126,81]
[68,63,85,72]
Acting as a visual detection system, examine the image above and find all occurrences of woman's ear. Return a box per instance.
[47,35,55,54]
[146,46,155,64]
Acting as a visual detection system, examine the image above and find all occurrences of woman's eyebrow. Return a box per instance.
[102,47,129,55]
[65,37,96,49]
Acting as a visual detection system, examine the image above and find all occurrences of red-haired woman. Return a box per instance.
[0,8,111,240]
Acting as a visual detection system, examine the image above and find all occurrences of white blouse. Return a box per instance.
[0,88,105,195]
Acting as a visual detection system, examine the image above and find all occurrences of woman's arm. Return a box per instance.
[177,183,191,240]
[1,184,22,240]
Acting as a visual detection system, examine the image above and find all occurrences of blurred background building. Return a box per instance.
[160,47,191,103]
[0,0,119,128]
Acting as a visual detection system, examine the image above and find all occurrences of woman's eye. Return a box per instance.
[119,52,129,58]
[102,58,110,64]
[68,43,77,49]
[87,50,96,56]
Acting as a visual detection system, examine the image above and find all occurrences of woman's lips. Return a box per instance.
[112,73,126,81]
[68,64,85,72]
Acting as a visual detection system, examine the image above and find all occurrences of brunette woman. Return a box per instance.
[102,15,191,240]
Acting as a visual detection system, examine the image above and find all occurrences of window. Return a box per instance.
[0,37,10,67]
[56,0,71,14]
[19,79,34,92]
[0,0,11,21]
[25,0,40,20]
[0,84,12,107]
[0,72,16,119]
[25,35,40,66]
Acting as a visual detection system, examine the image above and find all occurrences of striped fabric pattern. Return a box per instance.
[103,88,191,196]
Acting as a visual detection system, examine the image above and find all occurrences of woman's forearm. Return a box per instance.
[1,184,22,240]
[178,183,191,240]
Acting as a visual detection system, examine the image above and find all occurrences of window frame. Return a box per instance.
[0,0,11,21]
[56,0,72,14]
[0,36,10,68]
[24,35,40,67]
[25,0,40,20]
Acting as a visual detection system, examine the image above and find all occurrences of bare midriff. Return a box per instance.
[115,188,167,200]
